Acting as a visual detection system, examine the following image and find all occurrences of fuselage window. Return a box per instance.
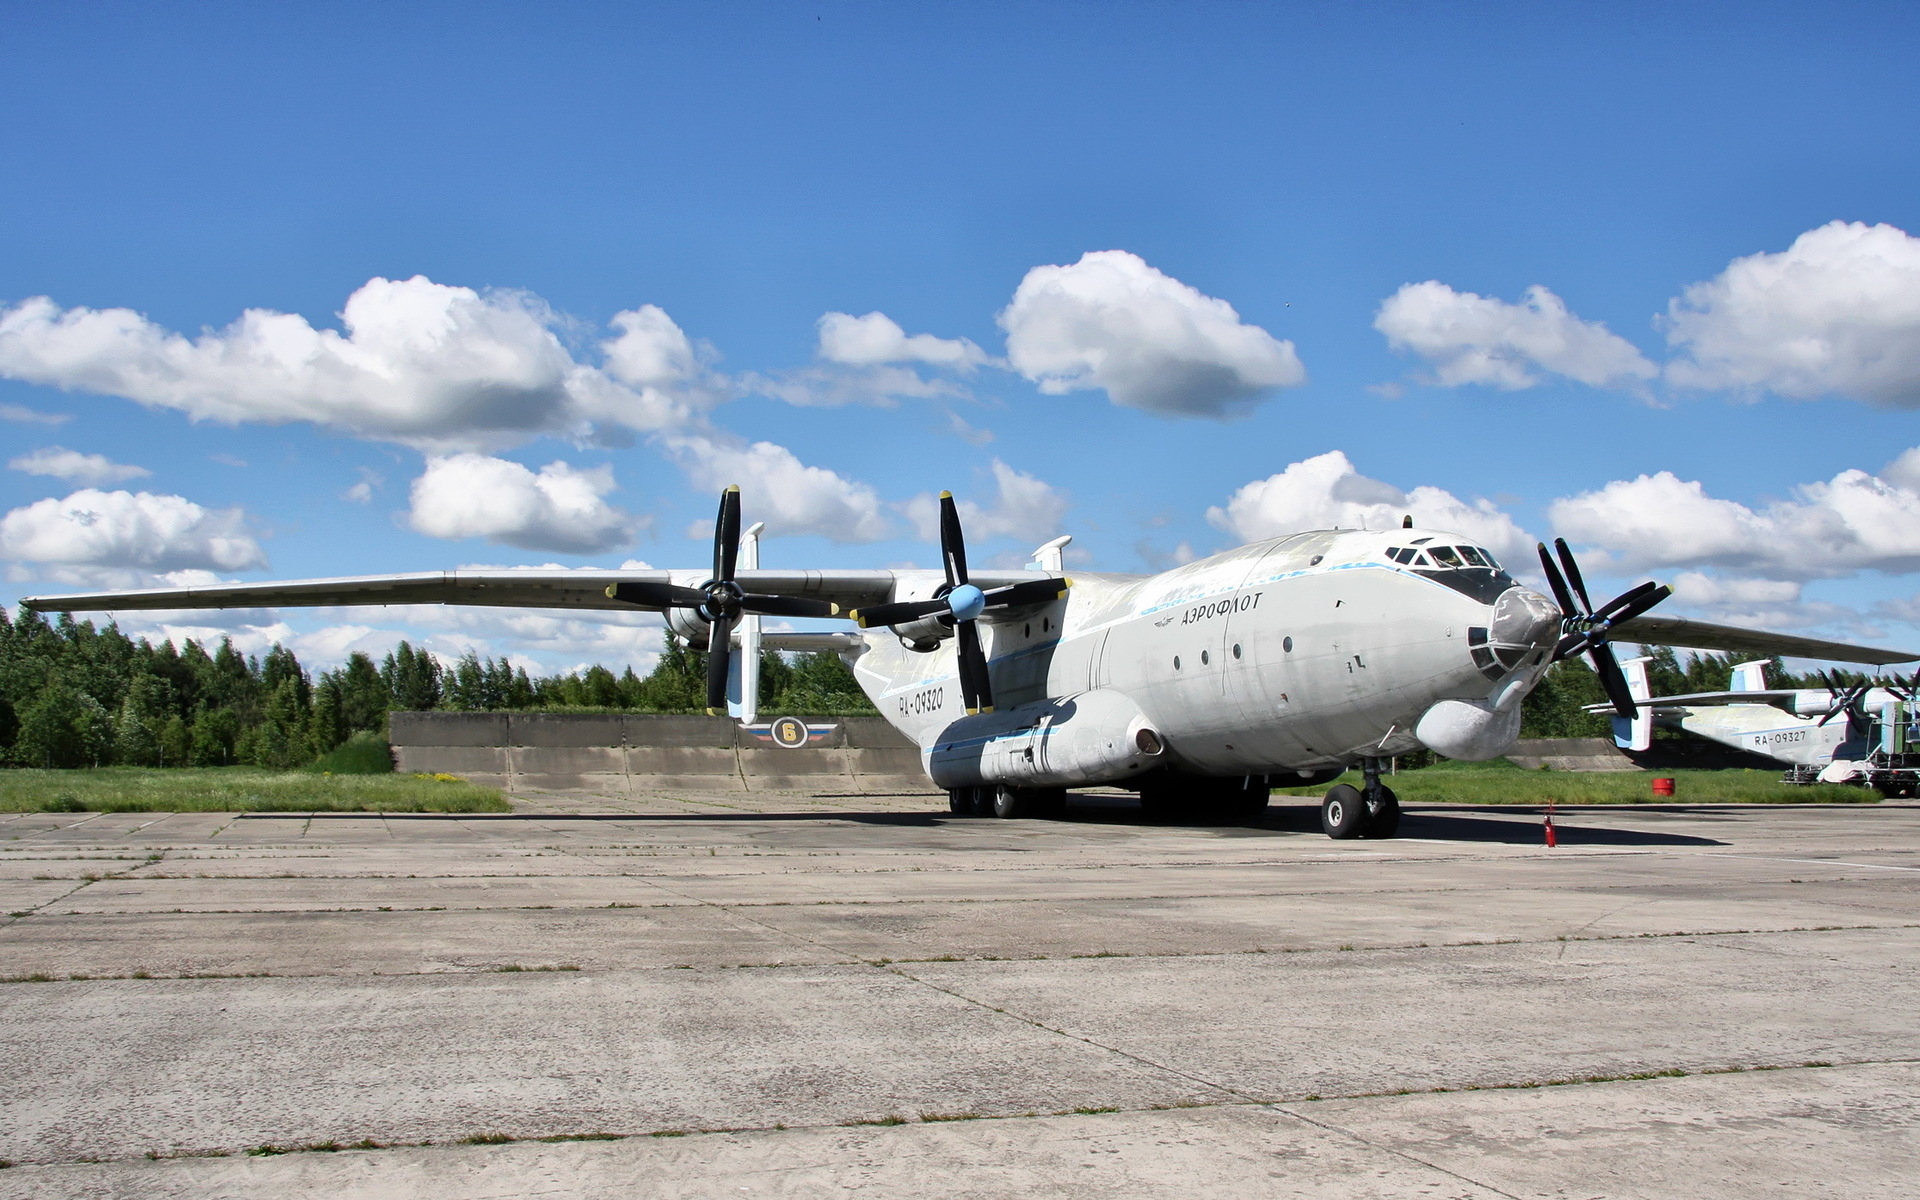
[1428,546,1464,568]
[1173,655,1181,670]
[1201,650,1210,665]
[1456,546,1488,567]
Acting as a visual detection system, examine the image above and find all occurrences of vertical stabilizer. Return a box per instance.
[1731,659,1771,693]
[728,522,765,724]
[1612,656,1653,752]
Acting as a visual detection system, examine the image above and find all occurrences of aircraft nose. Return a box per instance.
[1491,586,1560,653]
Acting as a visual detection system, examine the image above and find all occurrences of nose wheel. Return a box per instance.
[1322,758,1400,839]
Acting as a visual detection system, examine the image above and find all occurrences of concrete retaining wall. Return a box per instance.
[1504,737,1639,772]
[389,712,931,794]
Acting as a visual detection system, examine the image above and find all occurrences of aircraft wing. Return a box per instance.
[19,569,1036,616]
[1583,689,1805,713]
[1611,613,1919,667]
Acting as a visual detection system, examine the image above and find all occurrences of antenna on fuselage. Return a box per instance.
[1402,515,1413,528]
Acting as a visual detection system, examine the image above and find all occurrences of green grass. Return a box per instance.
[1271,759,1872,805]
[0,766,509,813]
[306,732,395,775]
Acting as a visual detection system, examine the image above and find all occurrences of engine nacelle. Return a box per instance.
[888,613,955,652]
[665,606,711,648]
[1791,691,1838,717]
[925,688,1165,788]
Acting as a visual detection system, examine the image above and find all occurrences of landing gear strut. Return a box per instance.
[1322,757,1399,839]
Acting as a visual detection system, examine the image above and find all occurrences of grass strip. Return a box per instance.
[1,766,509,813]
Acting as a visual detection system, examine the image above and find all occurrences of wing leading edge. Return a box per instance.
[1611,613,1918,667]
[18,569,1043,616]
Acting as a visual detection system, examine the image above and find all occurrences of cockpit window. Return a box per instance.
[1456,546,1489,567]
[1428,545,1464,568]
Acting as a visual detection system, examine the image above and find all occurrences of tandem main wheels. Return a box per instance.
[948,785,1068,820]
[1321,757,1400,839]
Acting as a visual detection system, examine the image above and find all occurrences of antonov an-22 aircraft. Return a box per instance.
[24,487,1919,838]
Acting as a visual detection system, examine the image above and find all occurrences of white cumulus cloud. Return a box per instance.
[817,311,986,370]
[998,250,1305,417]
[0,277,702,451]
[1374,281,1657,391]
[1207,451,1532,561]
[9,446,150,485]
[0,402,70,425]
[1664,221,1920,406]
[902,460,1068,547]
[0,488,266,584]
[406,454,639,554]
[665,434,892,543]
[1549,453,1920,579]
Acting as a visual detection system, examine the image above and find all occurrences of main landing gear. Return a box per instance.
[1321,757,1399,839]
[947,785,1068,820]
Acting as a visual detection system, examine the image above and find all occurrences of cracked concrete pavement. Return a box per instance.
[2,790,1916,1197]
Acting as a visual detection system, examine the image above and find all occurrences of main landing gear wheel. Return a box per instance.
[948,786,993,817]
[1321,784,1367,839]
[1363,785,1401,839]
[990,786,1067,819]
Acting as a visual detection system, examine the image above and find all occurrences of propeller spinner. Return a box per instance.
[847,491,1070,716]
[604,486,841,715]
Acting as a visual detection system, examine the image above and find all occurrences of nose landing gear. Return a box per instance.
[1321,756,1399,839]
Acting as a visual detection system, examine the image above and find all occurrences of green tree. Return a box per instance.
[382,641,442,711]
[191,706,242,766]
[15,684,114,768]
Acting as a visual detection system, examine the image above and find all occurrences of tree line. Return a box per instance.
[0,609,873,770]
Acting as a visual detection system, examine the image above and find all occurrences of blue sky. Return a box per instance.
[4,1,1919,674]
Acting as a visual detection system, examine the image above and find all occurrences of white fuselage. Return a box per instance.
[848,528,1562,788]
[1658,699,1897,767]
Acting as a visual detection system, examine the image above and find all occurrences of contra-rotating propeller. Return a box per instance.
[847,491,1070,716]
[603,486,840,715]
[1536,537,1673,720]
[1809,670,1920,728]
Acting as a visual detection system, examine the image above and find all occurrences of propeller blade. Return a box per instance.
[1591,580,1666,623]
[955,618,992,714]
[1554,538,1594,614]
[1817,684,1865,727]
[1553,631,1593,664]
[982,577,1072,609]
[739,593,840,619]
[605,581,707,609]
[712,486,742,583]
[1536,543,1577,617]
[1588,641,1639,720]
[704,611,735,715]
[938,491,970,588]
[847,597,951,628]
[1589,579,1666,618]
